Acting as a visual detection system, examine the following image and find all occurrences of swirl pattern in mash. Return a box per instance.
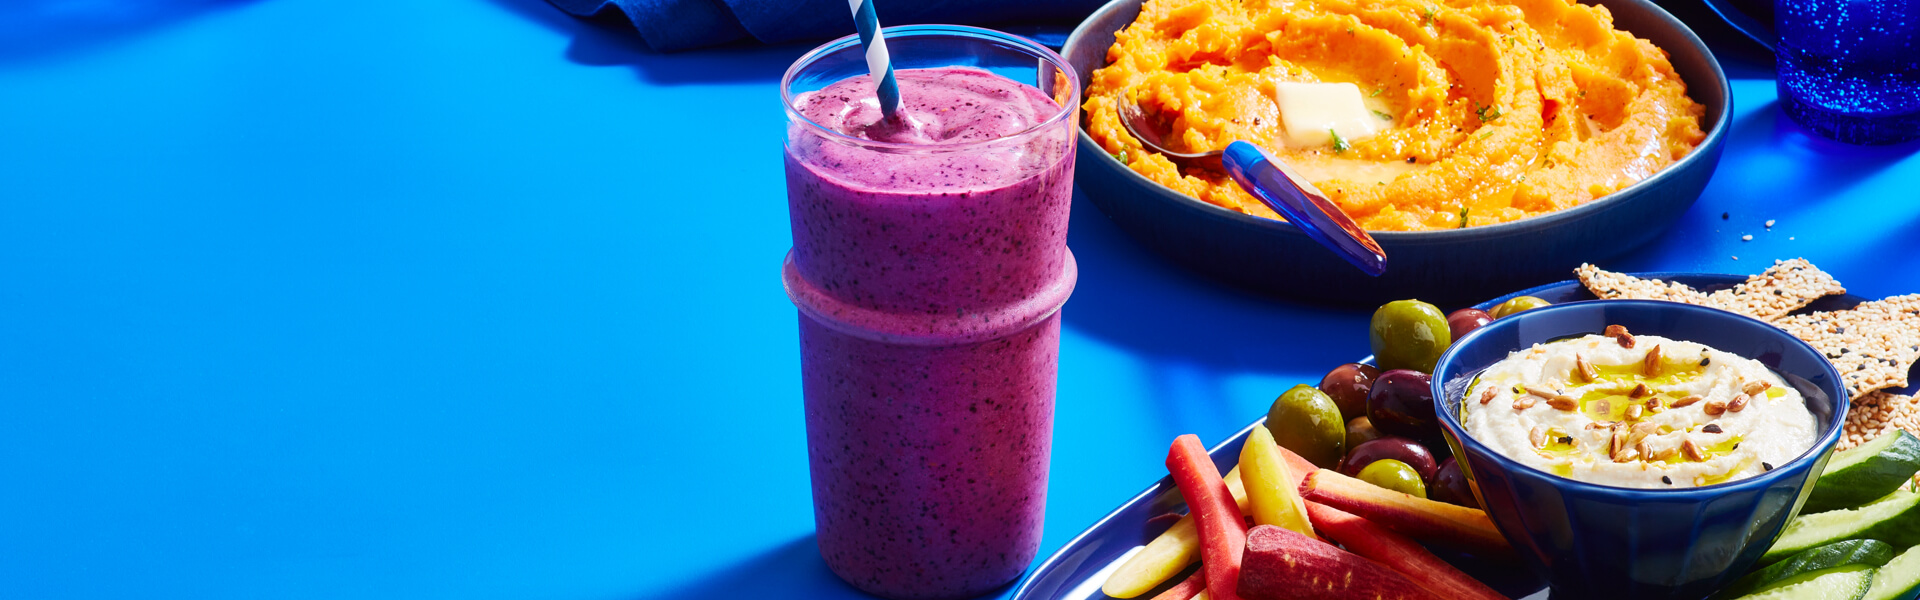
[1084,0,1708,231]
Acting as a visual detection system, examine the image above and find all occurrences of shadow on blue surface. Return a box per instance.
[0,0,261,65]
[483,0,811,85]
[634,535,883,600]
[1059,189,1373,369]
[1657,0,1774,79]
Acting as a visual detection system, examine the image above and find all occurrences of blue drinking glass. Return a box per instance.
[1774,0,1920,144]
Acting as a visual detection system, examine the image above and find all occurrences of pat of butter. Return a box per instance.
[1273,81,1381,149]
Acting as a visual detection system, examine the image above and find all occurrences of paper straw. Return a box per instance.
[848,0,900,118]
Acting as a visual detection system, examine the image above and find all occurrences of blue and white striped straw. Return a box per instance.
[848,0,900,118]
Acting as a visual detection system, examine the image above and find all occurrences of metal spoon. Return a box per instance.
[1118,93,1389,277]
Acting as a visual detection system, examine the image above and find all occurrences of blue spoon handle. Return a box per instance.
[1220,140,1388,277]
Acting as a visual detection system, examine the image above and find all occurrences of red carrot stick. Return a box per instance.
[1304,502,1509,600]
[1166,434,1248,600]
[1147,568,1206,600]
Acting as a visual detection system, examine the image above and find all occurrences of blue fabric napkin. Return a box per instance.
[546,0,1107,51]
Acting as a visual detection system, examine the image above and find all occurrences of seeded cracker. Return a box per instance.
[1575,259,1844,320]
[1701,258,1847,321]
[1575,264,1713,304]
[1774,294,1920,400]
[1842,390,1920,451]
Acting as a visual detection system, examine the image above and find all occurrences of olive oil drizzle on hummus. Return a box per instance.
[1461,331,1818,488]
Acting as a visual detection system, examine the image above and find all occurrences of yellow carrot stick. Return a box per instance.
[1239,426,1319,540]
[1100,468,1250,598]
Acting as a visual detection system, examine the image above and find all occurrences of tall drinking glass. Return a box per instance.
[780,26,1079,600]
[1776,0,1920,144]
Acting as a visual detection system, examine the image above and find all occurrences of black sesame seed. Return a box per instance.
[1733,443,1740,450]
[1763,462,1774,471]
[1406,156,1416,163]
[1700,357,1711,366]
[1703,424,1722,433]
[1662,475,1673,484]
[1559,436,1573,444]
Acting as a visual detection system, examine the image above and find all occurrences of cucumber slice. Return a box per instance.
[1766,491,1920,564]
[1715,540,1895,599]
[1733,565,1875,600]
[1809,430,1920,514]
[1864,543,1920,600]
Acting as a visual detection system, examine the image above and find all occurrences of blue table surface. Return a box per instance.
[3,1,1918,598]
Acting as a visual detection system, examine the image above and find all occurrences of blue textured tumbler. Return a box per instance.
[1776,0,1920,144]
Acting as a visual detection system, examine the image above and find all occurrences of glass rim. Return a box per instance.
[780,24,1081,152]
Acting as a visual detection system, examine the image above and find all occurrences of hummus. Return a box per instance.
[1461,330,1817,488]
[1084,0,1708,231]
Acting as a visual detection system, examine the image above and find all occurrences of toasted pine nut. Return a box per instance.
[1704,400,1727,416]
[1742,380,1771,396]
[1480,387,1497,405]
[1611,431,1634,462]
[1729,394,1749,412]
[1513,395,1537,410]
[1672,395,1704,408]
[1606,324,1635,349]
[1630,383,1651,399]
[1626,404,1644,420]
[1576,355,1599,383]
[1682,439,1707,461]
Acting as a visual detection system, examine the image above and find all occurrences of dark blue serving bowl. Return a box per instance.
[1061,0,1731,306]
[1431,300,1848,600]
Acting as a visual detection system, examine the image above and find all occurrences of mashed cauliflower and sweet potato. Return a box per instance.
[1084,0,1708,231]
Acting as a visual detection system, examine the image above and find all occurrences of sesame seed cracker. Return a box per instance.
[1774,294,1920,400]
[1841,390,1920,451]
[1576,259,1845,321]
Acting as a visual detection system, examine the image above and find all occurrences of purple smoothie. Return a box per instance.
[783,66,1076,599]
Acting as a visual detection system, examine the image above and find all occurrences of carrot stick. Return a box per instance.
[1102,468,1243,598]
[1239,426,1318,540]
[1167,434,1248,600]
[1304,502,1509,600]
[1147,568,1205,600]
[1299,469,1511,556]
[1102,438,1319,597]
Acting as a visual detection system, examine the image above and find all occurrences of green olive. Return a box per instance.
[1491,295,1552,319]
[1357,459,1428,498]
[1267,384,1347,469]
[1345,416,1384,449]
[1369,300,1452,373]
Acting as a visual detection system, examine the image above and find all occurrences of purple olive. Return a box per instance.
[1430,457,1479,509]
[1366,369,1439,444]
[1446,308,1494,342]
[1339,436,1438,481]
[1319,363,1382,421]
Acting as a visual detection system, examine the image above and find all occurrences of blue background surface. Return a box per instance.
[2,1,1917,598]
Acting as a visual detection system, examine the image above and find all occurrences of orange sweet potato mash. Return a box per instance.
[1085,0,1708,231]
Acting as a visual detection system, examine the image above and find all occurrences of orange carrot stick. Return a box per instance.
[1304,502,1508,600]
[1167,434,1248,600]
[1299,468,1511,555]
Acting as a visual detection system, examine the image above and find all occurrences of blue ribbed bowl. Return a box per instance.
[1061,0,1730,306]
[1431,300,1848,600]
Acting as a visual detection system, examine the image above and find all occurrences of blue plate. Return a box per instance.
[1010,273,1919,600]
[1060,0,1731,306]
